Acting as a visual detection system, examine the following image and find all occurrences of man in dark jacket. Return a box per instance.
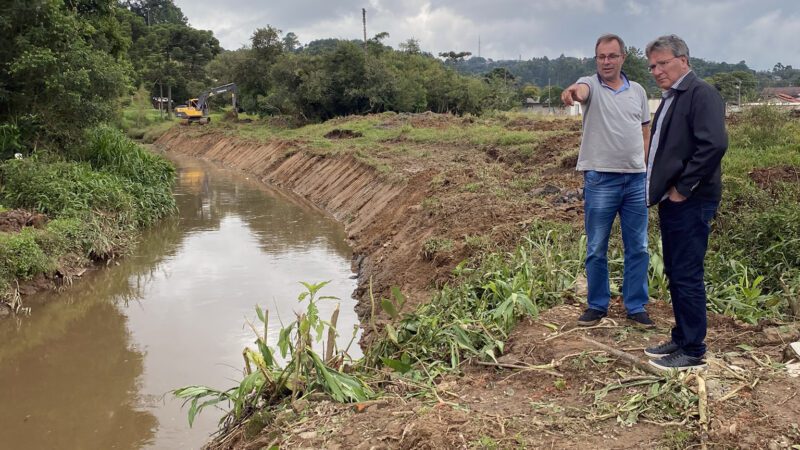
[642,35,727,371]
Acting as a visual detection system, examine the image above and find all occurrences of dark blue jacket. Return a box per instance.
[647,71,728,206]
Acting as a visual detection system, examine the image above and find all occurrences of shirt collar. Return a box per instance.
[597,71,630,94]
[661,70,693,98]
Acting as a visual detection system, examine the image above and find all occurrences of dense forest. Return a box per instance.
[2,0,799,153]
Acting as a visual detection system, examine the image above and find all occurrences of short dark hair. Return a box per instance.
[595,34,625,55]
[646,34,690,60]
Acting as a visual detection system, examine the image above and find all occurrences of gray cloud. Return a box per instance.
[175,0,798,70]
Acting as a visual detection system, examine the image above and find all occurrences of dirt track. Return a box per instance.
[156,116,800,449]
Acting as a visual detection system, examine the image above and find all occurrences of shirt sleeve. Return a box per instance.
[639,84,650,125]
[576,76,594,103]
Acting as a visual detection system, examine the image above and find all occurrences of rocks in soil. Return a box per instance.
[528,184,583,205]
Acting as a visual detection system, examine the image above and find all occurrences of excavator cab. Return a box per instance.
[175,83,238,125]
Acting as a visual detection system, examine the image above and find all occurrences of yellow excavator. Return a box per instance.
[174,83,238,124]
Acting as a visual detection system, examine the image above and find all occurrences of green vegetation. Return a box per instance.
[174,281,371,428]
[0,126,175,295]
[177,108,799,442]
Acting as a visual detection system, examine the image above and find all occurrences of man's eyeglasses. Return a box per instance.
[595,54,621,62]
[648,57,679,72]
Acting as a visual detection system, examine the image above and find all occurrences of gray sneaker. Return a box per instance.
[649,350,706,371]
[644,341,680,358]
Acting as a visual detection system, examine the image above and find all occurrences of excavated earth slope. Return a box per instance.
[156,119,800,450]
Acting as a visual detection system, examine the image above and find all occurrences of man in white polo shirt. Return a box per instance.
[561,34,652,328]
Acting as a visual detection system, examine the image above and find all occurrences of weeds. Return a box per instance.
[421,236,453,260]
[174,281,373,428]
[0,127,175,307]
[729,106,799,150]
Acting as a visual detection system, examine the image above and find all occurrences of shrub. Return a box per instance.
[0,228,53,281]
[729,106,797,149]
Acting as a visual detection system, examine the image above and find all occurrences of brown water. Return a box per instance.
[0,154,360,449]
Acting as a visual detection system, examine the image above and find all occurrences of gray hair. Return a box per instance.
[646,34,690,60]
[595,33,625,55]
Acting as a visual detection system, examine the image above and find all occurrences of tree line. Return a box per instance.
[4,0,798,155]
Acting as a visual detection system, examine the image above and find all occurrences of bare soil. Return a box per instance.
[155,114,800,449]
[0,209,47,233]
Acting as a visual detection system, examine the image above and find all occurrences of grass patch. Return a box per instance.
[0,126,176,299]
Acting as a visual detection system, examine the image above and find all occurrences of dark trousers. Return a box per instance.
[658,196,719,357]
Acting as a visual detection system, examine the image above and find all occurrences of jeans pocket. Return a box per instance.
[584,170,603,186]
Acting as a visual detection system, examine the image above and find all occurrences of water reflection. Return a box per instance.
[0,153,358,449]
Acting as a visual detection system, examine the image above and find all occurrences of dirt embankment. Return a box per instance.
[156,118,800,450]
[157,129,435,322]
[156,121,584,325]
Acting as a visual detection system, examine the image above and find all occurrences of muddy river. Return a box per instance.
[0,153,360,449]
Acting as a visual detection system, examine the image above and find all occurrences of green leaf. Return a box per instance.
[385,323,399,344]
[736,344,755,352]
[391,286,406,309]
[255,305,265,323]
[381,357,412,373]
[381,298,398,319]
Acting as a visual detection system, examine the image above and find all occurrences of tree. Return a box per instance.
[521,84,540,100]
[399,38,421,55]
[282,32,301,52]
[130,23,221,102]
[439,51,472,63]
[1,0,131,148]
[705,71,757,104]
[622,46,649,85]
[251,26,283,60]
[123,0,187,26]
[539,85,565,107]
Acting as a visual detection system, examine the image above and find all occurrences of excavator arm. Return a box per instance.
[196,83,238,116]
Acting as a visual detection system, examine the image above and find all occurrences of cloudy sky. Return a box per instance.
[175,0,798,71]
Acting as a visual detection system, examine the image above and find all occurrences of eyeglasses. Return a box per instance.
[595,54,621,62]
[648,57,679,72]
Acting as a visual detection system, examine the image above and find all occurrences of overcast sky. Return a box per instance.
[174,0,798,71]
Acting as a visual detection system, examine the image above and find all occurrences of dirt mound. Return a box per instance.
[0,209,48,233]
[749,165,800,190]
[325,129,363,139]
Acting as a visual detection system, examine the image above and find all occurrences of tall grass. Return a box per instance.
[0,126,176,296]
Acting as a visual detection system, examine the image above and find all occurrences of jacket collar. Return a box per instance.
[673,70,695,92]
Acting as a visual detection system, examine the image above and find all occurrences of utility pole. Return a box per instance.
[737,80,742,106]
[478,35,481,58]
[362,8,368,55]
[159,80,164,119]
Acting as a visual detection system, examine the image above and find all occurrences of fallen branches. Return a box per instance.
[475,360,563,377]
[543,319,620,342]
[579,336,663,376]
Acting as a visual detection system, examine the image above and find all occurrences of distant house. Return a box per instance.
[151,96,174,109]
[761,87,800,103]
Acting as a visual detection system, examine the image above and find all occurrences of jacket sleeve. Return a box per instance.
[674,85,728,198]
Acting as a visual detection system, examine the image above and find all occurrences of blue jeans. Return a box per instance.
[659,196,719,357]
[583,171,649,314]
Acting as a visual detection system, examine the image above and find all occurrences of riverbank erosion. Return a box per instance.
[0,126,176,317]
[157,111,800,449]
[156,116,585,329]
